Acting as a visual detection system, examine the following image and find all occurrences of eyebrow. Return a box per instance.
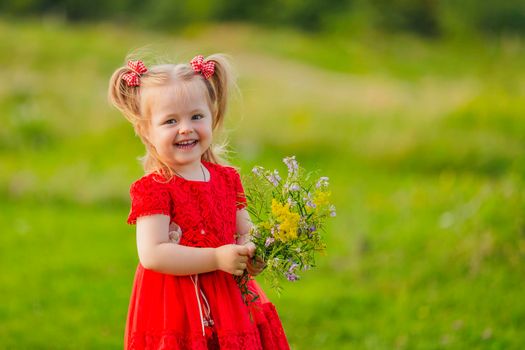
[162,109,206,119]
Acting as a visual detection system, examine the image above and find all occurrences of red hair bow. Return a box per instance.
[122,60,148,87]
[190,55,215,79]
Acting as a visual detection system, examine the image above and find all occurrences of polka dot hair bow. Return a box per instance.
[122,60,148,87]
[190,55,215,79]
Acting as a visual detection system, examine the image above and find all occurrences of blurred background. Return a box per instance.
[1,1,524,349]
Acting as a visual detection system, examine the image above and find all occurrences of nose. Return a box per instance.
[178,120,193,135]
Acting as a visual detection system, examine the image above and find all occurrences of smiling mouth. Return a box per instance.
[175,140,198,149]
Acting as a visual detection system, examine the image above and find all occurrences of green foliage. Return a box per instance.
[0,18,524,349]
[1,0,525,36]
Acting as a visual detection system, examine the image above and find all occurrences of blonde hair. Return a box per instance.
[108,53,235,180]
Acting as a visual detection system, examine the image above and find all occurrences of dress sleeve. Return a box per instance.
[127,176,172,225]
[231,168,247,210]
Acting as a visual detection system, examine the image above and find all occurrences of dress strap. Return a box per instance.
[189,274,214,336]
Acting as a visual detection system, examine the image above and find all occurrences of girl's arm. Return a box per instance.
[136,214,250,276]
[236,208,253,245]
[236,208,265,276]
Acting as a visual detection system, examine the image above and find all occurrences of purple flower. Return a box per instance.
[271,225,279,237]
[329,204,337,217]
[306,200,316,209]
[266,170,281,187]
[285,272,300,282]
[283,156,299,176]
[288,262,299,273]
[252,166,264,176]
[316,176,329,189]
[289,183,300,191]
[309,225,317,232]
[265,237,275,247]
[304,192,316,209]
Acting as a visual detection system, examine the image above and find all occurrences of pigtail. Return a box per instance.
[108,63,167,176]
[205,54,234,129]
[108,63,152,160]
[200,54,238,165]
[108,67,142,125]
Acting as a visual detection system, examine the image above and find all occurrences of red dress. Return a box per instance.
[124,162,290,350]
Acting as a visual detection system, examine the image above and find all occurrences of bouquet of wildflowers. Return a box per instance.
[237,156,336,301]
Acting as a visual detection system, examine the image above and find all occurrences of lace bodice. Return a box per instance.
[127,162,247,248]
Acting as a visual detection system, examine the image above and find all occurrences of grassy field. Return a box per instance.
[1,17,524,349]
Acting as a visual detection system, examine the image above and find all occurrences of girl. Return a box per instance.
[108,53,290,350]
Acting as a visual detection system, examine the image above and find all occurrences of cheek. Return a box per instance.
[200,127,212,140]
[150,129,172,146]
[202,120,213,135]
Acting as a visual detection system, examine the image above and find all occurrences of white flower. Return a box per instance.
[252,166,264,176]
[283,156,299,176]
[266,170,281,187]
[316,176,329,189]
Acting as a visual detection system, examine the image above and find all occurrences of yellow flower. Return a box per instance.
[313,190,331,208]
[260,221,272,230]
[271,199,300,242]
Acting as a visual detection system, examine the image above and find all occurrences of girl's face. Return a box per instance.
[145,80,213,172]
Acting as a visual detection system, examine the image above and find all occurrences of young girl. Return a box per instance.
[108,53,290,350]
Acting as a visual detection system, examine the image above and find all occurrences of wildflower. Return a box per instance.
[250,226,260,238]
[288,262,299,273]
[316,176,329,189]
[306,200,316,209]
[260,222,272,230]
[313,190,331,207]
[271,199,300,242]
[286,182,300,192]
[283,156,298,176]
[285,272,300,281]
[267,257,280,269]
[266,170,281,187]
[329,204,337,217]
[252,166,264,176]
[265,237,275,247]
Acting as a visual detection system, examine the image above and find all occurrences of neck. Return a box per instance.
[170,161,208,181]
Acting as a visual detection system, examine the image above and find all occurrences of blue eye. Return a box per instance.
[192,114,204,120]
[165,119,177,125]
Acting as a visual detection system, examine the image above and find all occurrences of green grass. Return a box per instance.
[0,17,524,349]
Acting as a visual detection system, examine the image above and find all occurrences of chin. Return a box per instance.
[173,155,201,165]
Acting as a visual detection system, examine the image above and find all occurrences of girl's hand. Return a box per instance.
[244,242,266,276]
[215,244,250,276]
[244,242,256,257]
[246,256,266,276]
